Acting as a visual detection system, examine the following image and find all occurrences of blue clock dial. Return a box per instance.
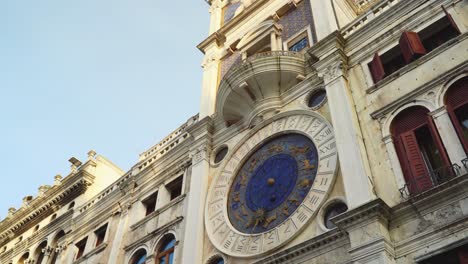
[227,133,318,234]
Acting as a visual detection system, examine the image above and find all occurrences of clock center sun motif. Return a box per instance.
[227,134,318,234]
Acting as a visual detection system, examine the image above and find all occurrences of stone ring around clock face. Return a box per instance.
[227,133,318,234]
[205,113,338,258]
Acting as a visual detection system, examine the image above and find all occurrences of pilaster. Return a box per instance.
[333,199,396,264]
[108,203,131,264]
[181,117,213,264]
[308,32,374,209]
[430,106,467,169]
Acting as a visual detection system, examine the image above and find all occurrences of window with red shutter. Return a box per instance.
[445,77,468,152]
[399,130,433,193]
[391,106,450,195]
[369,53,386,83]
[442,5,461,34]
[399,31,427,63]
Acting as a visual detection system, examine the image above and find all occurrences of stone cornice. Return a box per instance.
[306,31,348,84]
[370,53,468,120]
[130,194,186,231]
[197,0,270,53]
[254,229,348,264]
[123,216,184,252]
[344,0,457,65]
[332,199,392,230]
[0,170,95,245]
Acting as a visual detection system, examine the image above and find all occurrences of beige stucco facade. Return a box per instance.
[1,0,467,263]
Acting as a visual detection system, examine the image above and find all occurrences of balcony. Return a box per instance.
[399,158,468,198]
[216,51,306,126]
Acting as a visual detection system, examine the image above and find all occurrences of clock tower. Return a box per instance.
[192,0,376,263]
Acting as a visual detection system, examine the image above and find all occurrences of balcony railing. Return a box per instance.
[399,159,467,198]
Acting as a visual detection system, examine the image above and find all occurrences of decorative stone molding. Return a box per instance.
[190,146,210,165]
[254,229,348,264]
[332,199,392,229]
[318,62,348,85]
[42,246,54,256]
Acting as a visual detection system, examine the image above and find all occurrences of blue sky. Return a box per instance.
[0,1,209,219]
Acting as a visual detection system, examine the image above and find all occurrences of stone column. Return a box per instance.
[430,106,467,169]
[181,118,212,264]
[108,204,131,264]
[270,31,278,51]
[334,199,396,264]
[319,61,374,209]
[209,0,223,34]
[40,246,53,264]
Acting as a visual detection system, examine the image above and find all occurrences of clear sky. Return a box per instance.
[0,1,209,219]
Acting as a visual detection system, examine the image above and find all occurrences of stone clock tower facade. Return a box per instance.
[196,0,468,263]
[1,0,468,264]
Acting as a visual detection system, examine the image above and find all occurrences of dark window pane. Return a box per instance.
[215,147,228,163]
[289,37,309,52]
[455,104,468,142]
[308,90,327,108]
[324,203,348,229]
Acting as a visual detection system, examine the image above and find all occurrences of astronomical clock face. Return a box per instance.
[205,114,338,258]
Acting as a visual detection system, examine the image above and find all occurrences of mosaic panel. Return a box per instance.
[279,0,316,41]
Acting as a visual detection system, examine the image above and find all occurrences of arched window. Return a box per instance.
[50,230,66,264]
[17,252,29,264]
[156,235,176,264]
[445,77,468,153]
[391,106,450,194]
[130,249,147,264]
[35,241,47,264]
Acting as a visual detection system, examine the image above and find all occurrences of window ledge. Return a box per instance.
[73,242,107,264]
[366,32,468,94]
[130,194,186,231]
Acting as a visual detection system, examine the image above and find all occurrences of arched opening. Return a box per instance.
[156,234,176,264]
[445,77,468,153]
[50,230,66,264]
[391,106,450,194]
[35,241,47,264]
[130,248,147,264]
[17,252,29,264]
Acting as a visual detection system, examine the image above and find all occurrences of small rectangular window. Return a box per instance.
[94,224,108,247]
[419,16,461,53]
[75,237,87,260]
[142,192,158,216]
[167,176,183,201]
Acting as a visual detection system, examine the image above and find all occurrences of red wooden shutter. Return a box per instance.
[400,130,433,194]
[399,31,427,63]
[369,53,385,83]
[442,5,461,34]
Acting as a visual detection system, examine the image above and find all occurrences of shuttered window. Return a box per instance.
[369,8,460,84]
[445,77,468,152]
[399,31,427,63]
[391,106,450,194]
[369,53,386,83]
[399,130,433,193]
